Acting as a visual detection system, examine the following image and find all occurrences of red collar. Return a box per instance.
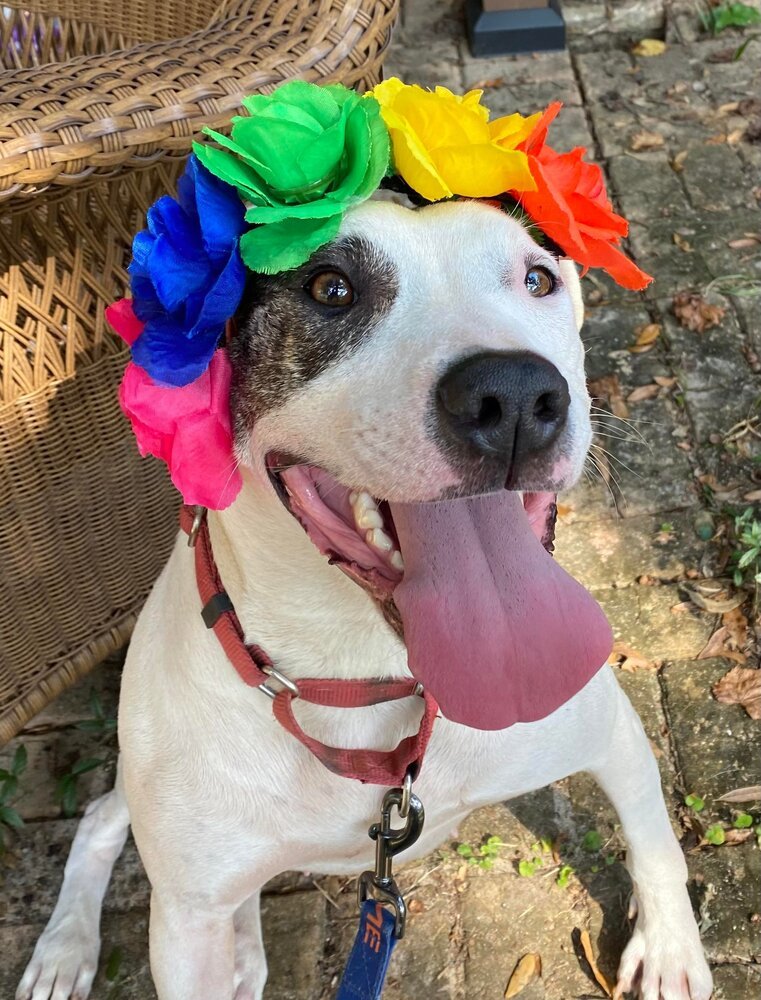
[180,506,438,786]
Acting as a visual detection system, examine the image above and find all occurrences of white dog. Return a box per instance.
[18,198,712,1000]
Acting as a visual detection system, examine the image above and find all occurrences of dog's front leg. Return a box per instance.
[149,891,238,1000]
[589,689,713,1000]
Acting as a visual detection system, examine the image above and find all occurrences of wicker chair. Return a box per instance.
[0,0,398,744]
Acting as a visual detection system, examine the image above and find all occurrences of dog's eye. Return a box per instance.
[525,266,556,297]
[308,270,354,307]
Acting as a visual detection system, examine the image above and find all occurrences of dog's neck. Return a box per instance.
[206,467,408,683]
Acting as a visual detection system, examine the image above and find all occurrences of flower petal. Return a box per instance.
[106,298,143,346]
[431,144,536,197]
[239,214,343,273]
[131,320,221,387]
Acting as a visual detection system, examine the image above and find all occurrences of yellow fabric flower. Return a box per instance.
[368,78,539,201]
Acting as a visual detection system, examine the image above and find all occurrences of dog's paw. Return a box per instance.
[16,915,99,1000]
[614,909,713,1000]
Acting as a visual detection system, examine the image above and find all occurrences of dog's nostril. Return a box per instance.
[534,391,562,423]
[477,396,502,428]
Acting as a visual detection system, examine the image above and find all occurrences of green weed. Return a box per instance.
[456,835,504,870]
[0,745,27,851]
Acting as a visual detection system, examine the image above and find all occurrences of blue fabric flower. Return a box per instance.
[129,156,247,387]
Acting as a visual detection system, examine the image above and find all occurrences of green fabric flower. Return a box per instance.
[193,81,390,273]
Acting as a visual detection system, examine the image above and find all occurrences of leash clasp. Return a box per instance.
[357,781,425,939]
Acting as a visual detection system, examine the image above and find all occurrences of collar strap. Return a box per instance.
[180,505,438,786]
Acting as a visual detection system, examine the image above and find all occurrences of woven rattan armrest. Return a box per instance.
[0,0,397,206]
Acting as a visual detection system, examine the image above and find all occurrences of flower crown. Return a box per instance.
[107,78,651,510]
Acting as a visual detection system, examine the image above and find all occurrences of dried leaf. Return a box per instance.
[723,607,749,648]
[505,953,542,998]
[718,101,740,115]
[654,375,677,387]
[588,374,629,419]
[633,38,667,57]
[745,489,761,501]
[727,127,746,145]
[672,292,726,333]
[713,666,761,719]
[728,235,761,249]
[627,383,660,403]
[717,785,761,803]
[407,897,425,914]
[636,323,662,346]
[673,232,693,253]
[609,641,660,672]
[577,929,613,997]
[470,76,504,90]
[672,150,689,172]
[698,626,747,663]
[629,130,665,151]
[722,828,753,845]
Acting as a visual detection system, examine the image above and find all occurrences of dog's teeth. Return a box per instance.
[390,550,404,572]
[357,509,384,530]
[349,491,358,506]
[366,528,394,553]
[354,491,376,510]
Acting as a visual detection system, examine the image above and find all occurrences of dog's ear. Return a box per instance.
[558,258,584,332]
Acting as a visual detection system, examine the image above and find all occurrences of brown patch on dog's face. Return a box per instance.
[230,236,398,436]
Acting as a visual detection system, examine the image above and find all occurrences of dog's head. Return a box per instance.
[227,196,612,731]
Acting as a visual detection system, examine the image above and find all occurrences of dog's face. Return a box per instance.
[232,197,589,503]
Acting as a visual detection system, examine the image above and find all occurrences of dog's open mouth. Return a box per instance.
[268,455,613,731]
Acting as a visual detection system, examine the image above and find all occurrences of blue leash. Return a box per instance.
[336,900,398,1000]
[336,784,425,1000]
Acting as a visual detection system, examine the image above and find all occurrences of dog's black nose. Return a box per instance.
[437,351,570,467]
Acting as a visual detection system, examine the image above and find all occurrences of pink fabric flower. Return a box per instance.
[106,298,242,509]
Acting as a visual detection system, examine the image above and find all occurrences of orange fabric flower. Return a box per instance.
[515,102,652,291]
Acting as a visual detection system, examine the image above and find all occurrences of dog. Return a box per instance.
[17,195,713,1000]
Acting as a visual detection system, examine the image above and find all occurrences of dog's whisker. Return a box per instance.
[592,444,642,482]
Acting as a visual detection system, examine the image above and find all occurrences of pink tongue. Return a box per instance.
[389,491,613,731]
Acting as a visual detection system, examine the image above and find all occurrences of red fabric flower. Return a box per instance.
[515,102,652,291]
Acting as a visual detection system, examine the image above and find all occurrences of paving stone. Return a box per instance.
[595,583,714,662]
[628,216,714,296]
[711,961,761,998]
[691,843,761,963]
[680,144,750,213]
[685,385,761,445]
[555,510,705,589]
[384,40,463,91]
[460,47,575,88]
[609,0,666,36]
[262,891,327,999]
[661,658,761,804]
[562,0,609,35]
[661,297,750,393]
[607,152,692,225]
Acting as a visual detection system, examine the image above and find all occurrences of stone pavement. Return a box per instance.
[2,2,761,997]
